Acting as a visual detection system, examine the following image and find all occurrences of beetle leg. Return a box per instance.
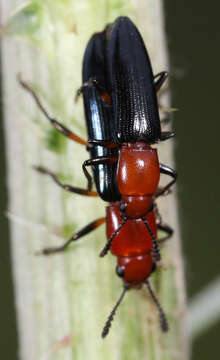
[36,217,106,255]
[156,164,177,198]
[82,156,118,191]
[160,131,175,141]
[75,78,96,101]
[34,166,98,197]
[153,201,163,224]
[87,140,120,149]
[154,71,168,92]
[76,78,111,105]
[158,224,173,244]
[18,75,87,145]
[155,186,172,197]
[153,202,173,243]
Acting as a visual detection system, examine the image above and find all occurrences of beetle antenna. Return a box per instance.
[145,280,168,332]
[102,286,128,338]
[99,217,127,257]
[142,217,161,262]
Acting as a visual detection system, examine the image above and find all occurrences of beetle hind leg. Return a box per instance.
[36,218,105,255]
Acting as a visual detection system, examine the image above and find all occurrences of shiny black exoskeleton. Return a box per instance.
[82,27,120,202]
[108,17,161,143]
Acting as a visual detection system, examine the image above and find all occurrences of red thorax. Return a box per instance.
[117,142,160,218]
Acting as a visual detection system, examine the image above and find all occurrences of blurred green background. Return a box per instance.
[0,1,219,359]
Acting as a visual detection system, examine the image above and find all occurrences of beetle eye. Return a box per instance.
[116,265,125,278]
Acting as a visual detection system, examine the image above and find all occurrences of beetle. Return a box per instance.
[19,16,176,337]
[82,17,176,262]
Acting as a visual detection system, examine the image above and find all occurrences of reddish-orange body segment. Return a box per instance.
[103,141,161,285]
[117,254,153,284]
[107,202,156,257]
[107,202,157,285]
[117,142,160,196]
[117,142,160,218]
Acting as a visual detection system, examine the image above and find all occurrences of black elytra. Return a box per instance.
[82,16,164,202]
[107,17,161,143]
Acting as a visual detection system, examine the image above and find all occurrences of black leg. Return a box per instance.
[154,71,168,92]
[82,156,118,191]
[34,166,98,197]
[75,78,96,101]
[35,156,118,197]
[153,201,163,224]
[37,217,105,255]
[75,78,111,105]
[156,164,177,198]
[158,224,173,244]
[160,131,175,141]
[88,139,120,149]
[153,202,173,244]
[155,186,172,197]
[18,75,87,145]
